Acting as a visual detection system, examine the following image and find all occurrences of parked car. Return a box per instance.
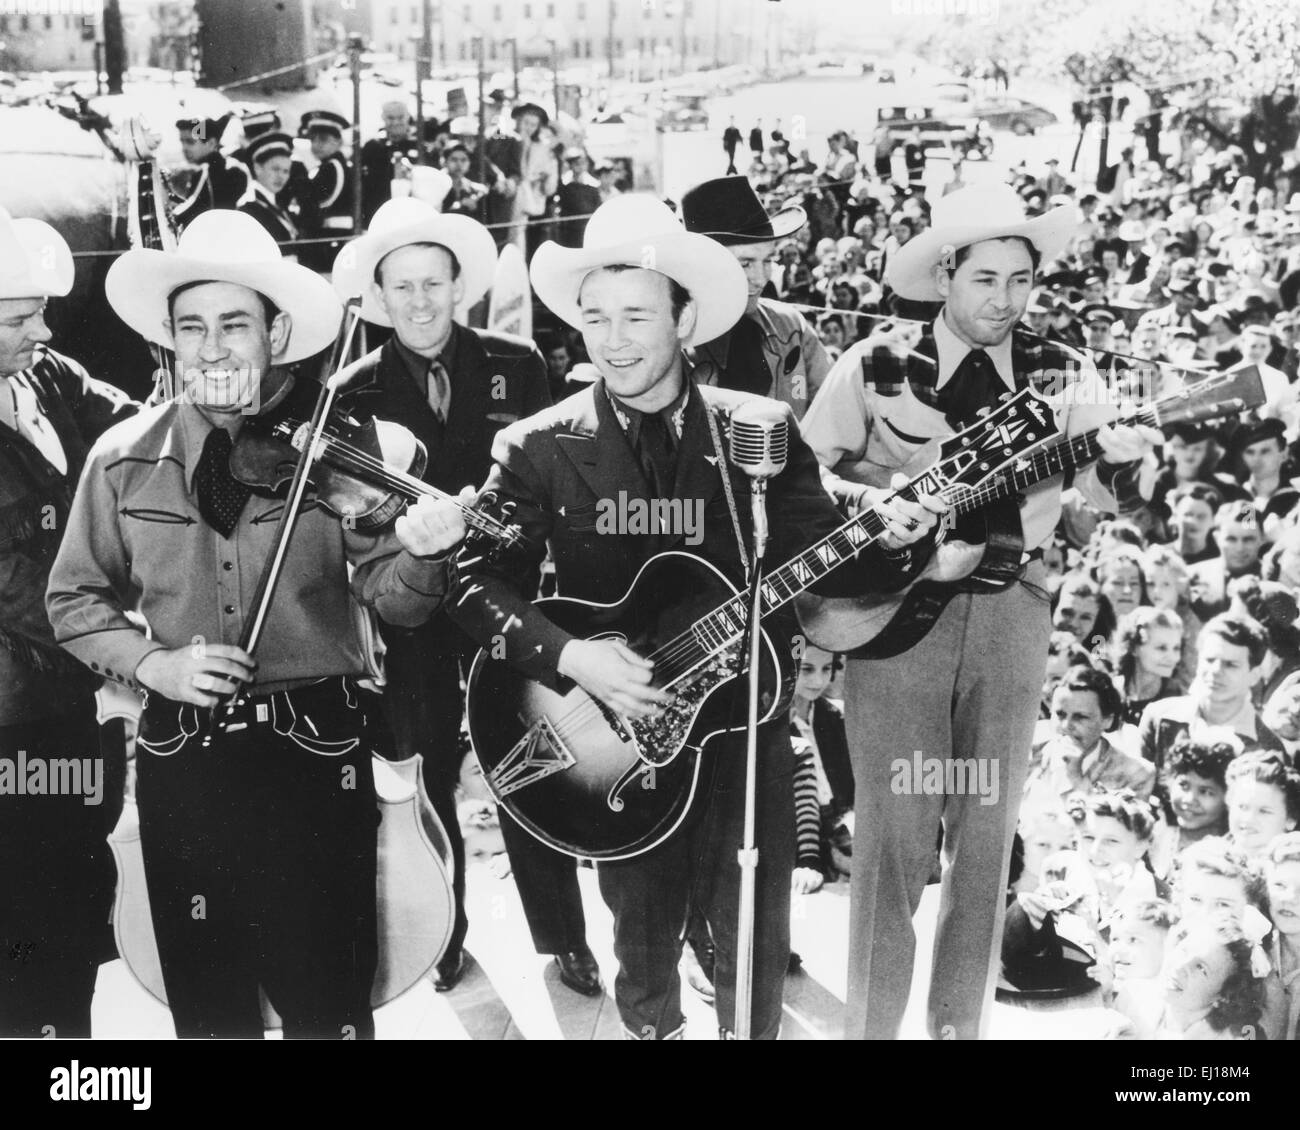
[876,103,993,161]
[970,95,1057,135]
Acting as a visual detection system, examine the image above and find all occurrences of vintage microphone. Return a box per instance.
[727,398,788,1040]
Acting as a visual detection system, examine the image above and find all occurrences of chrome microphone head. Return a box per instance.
[728,399,789,479]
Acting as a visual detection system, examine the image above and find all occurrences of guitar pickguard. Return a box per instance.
[630,643,742,766]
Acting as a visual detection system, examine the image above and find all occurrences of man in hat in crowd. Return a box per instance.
[360,100,422,225]
[1144,275,1202,332]
[1022,288,1054,337]
[445,192,942,1038]
[1042,158,1067,199]
[799,183,1160,1039]
[296,110,356,273]
[172,113,249,230]
[1233,416,1296,514]
[328,200,591,994]
[680,176,831,420]
[722,116,743,175]
[232,109,309,219]
[238,132,300,250]
[0,208,136,1037]
[47,210,470,1038]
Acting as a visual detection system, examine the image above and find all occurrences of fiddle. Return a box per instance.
[229,384,522,549]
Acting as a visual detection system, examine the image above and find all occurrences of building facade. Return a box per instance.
[365,0,778,75]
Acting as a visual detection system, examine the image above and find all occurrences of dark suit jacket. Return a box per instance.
[447,373,910,692]
[812,697,855,808]
[337,324,551,658]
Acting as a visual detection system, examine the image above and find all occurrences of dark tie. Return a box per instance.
[938,348,1005,429]
[632,410,677,499]
[426,359,451,424]
[194,425,251,539]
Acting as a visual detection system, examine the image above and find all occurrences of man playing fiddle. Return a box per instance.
[47,210,469,1039]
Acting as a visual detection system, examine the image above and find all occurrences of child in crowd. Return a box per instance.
[1111,606,1185,727]
[1225,751,1300,860]
[1110,914,1267,1039]
[1149,736,1237,881]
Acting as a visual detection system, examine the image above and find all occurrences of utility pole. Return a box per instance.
[607,0,616,80]
[475,36,486,184]
[103,0,125,94]
[511,38,520,101]
[415,0,432,163]
[349,35,363,233]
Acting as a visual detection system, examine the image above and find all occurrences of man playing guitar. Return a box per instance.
[799,183,1161,1039]
[447,194,943,1038]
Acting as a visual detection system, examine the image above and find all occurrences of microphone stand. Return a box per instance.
[733,476,769,1041]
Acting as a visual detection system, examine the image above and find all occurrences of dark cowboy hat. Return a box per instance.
[680,175,807,246]
[511,102,550,126]
[1233,416,1287,452]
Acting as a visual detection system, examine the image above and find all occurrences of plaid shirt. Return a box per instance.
[800,319,1121,553]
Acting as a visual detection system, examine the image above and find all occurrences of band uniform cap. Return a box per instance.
[0,207,74,299]
[176,112,233,142]
[885,183,1075,301]
[105,209,341,364]
[299,110,350,138]
[528,193,747,346]
[680,175,807,246]
[245,131,295,165]
[240,109,282,139]
[1024,289,1056,315]
[331,196,496,327]
[1118,220,1147,242]
[1078,303,1119,327]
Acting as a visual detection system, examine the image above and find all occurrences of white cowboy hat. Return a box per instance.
[886,184,1076,302]
[0,207,74,299]
[331,197,495,327]
[528,194,746,345]
[105,209,341,364]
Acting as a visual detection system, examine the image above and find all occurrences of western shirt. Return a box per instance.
[800,314,1121,553]
[47,395,450,695]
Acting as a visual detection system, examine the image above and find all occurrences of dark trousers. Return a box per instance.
[1,705,122,1038]
[597,726,795,1040]
[136,679,378,1039]
[379,638,588,958]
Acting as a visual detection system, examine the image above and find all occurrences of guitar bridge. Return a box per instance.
[488,715,576,798]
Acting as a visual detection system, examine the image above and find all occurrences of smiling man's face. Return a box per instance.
[577,267,695,412]
[936,237,1034,349]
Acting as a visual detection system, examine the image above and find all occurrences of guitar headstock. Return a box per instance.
[930,388,1058,492]
[1155,365,1266,428]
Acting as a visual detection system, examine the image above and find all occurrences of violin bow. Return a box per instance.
[201,298,363,745]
